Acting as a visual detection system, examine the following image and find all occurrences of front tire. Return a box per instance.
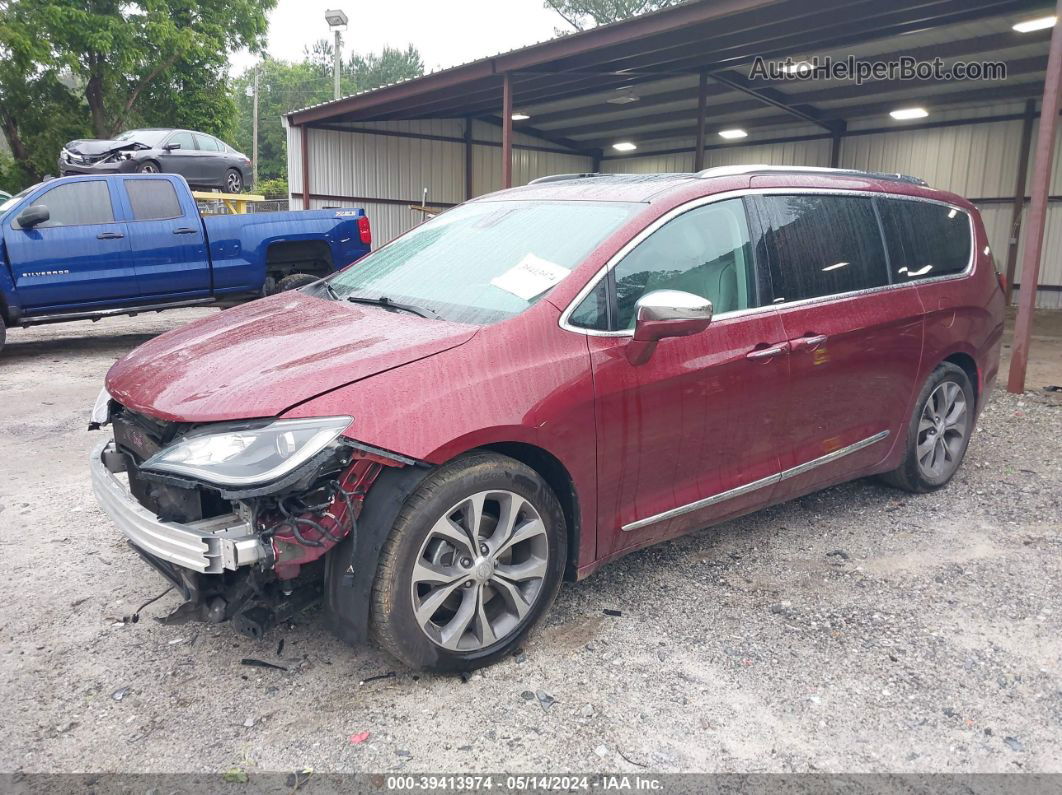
[880,362,975,493]
[276,273,318,292]
[136,161,159,174]
[370,452,566,672]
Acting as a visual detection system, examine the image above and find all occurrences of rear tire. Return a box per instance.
[276,273,318,292]
[0,315,6,354]
[370,452,566,672]
[879,362,975,493]
[225,169,243,193]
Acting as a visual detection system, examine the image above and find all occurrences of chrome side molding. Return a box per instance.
[622,430,890,532]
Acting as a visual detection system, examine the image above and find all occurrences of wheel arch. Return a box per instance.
[941,350,980,407]
[478,441,581,582]
[264,239,335,281]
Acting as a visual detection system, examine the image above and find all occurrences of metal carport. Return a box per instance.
[285,0,1062,391]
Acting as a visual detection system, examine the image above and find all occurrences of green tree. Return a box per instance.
[543,0,678,30]
[0,0,275,188]
[231,45,423,184]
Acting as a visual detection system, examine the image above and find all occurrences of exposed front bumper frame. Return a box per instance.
[90,440,267,574]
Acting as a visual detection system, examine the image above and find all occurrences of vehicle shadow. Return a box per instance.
[1,331,162,364]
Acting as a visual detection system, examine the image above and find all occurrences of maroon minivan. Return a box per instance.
[91,166,1004,671]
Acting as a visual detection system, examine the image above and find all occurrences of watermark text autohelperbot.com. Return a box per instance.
[750,56,1007,85]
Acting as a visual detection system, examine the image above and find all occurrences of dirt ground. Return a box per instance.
[0,307,1059,776]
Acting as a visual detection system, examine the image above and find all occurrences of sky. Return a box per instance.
[229,0,569,75]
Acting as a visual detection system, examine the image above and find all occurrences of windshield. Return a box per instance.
[0,184,39,214]
[115,129,170,146]
[323,200,638,325]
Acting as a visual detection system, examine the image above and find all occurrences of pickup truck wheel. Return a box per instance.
[137,161,159,174]
[225,169,243,193]
[276,273,318,292]
[370,452,566,672]
[0,315,6,354]
[879,362,975,493]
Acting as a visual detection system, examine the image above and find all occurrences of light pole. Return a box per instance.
[245,66,259,189]
[325,9,348,101]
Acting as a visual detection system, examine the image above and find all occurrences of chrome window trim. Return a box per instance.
[559,187,975,338]
[622,430,890,532]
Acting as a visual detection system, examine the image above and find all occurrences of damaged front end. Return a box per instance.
[90,395,414,639]
[61,140,147,169]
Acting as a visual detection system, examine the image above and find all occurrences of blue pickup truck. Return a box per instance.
[0,174,371,352]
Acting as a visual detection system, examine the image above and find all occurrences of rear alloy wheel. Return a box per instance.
[137,161,159,174]
[880,362,975,493]
[371,453,566,671]
[225,169,243,193]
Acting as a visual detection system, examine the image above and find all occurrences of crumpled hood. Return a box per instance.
[64,138,146,156]
[106,292,479,423]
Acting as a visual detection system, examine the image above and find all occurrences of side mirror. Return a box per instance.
[164,142,181,151]
[627,290,713,365]
[17,204,50,229]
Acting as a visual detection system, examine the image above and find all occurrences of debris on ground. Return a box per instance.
[358,671,396,686]
[110,687,130,702]
[1004,736,1025,752]
[603,609,622,617]
[536,689,556,710]
[222,767,248,783]
[240,658,287,671]
[349,731,370,745]
[276,638,285,656]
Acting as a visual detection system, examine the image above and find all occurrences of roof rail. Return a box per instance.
[528,173,603,185]
[696,164,928,187]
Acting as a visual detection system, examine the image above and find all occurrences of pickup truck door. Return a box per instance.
[2,178,138,310]
[118,177,211,298]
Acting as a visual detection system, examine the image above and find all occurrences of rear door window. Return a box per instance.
[125,179,183,221]
[755,195,889,303]
[194,134,222,152]
[878,198,972,281]
[12,180,114,228]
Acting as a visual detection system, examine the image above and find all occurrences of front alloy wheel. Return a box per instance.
[411,490,549,651]
[370,453,566,671]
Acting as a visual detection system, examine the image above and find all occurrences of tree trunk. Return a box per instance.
[0,112,41,182]
[85,53,109,138]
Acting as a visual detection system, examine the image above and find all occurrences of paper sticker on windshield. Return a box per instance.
[490,254,570,301]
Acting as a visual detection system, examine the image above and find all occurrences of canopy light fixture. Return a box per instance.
[612,141,637,152]
[890,107,929,120]
[718,128,748,140]
[783,60,814,76]
[511,112,530,121]
[606,87,640,105]
[1013,15,1056,33]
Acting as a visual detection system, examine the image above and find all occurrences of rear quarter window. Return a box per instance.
[879,198,972,281]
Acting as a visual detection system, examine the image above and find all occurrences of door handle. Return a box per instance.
[746,344,789,361]
[96,231,124,240]
[790,334,828,351]
[172,227,198,235]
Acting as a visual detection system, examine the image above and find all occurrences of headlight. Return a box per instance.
[141,416,353,487]
[90,386,112,426]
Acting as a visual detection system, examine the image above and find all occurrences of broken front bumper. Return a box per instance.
[90,440,268,574]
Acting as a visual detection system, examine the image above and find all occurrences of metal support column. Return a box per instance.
[1008,0,1062,393]
[502,73,513,188]
[694,71,708,171]
[1005,99,1036,306]
[464,117,474,200]
[300,125,310,209]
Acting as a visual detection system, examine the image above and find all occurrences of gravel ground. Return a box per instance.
[0,308,1060,776]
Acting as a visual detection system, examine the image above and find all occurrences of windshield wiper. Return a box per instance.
[345,294,437,319]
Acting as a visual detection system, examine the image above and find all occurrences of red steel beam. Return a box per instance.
[502,73,513,189]
[1008,0,1062,394]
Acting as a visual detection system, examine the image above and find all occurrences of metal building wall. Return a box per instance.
[287,119,592,244]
